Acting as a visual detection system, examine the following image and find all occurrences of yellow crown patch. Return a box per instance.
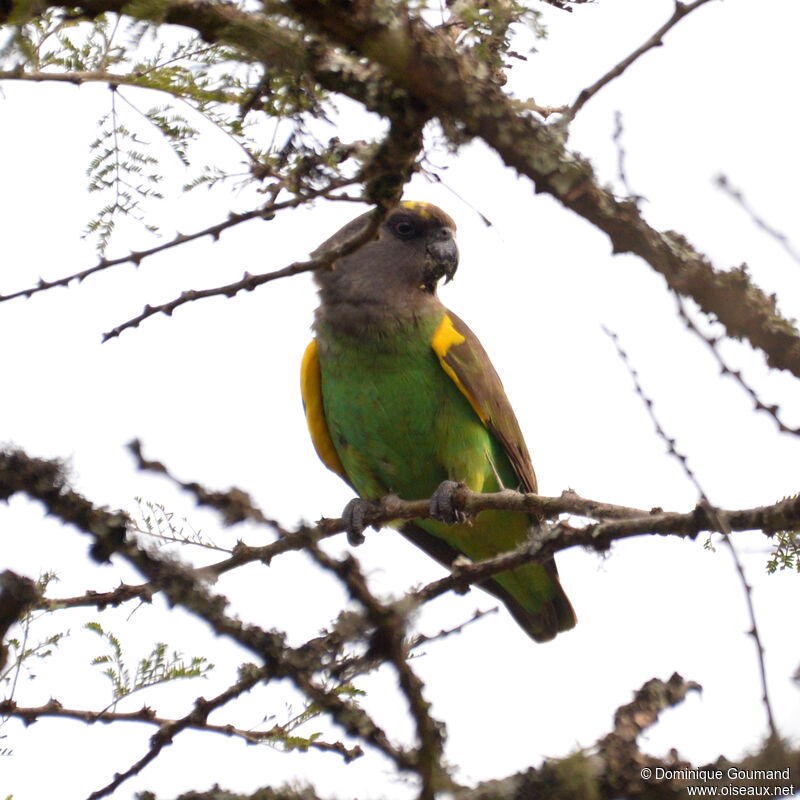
[400,200,433,219]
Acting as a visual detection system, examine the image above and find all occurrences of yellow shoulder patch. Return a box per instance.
[300,340,348,481]
[431,314,489,425]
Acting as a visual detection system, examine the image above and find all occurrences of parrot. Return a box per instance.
[301,201,576,642]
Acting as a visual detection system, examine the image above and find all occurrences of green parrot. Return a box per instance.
[301,201,576,642]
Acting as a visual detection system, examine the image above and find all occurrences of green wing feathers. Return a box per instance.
[429,311,577,641]
[432,311,538,493]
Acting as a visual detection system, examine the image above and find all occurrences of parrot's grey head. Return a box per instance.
[312,202,459,318]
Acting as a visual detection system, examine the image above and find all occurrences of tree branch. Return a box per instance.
[569,0,718,118]
[305,543,449,798]
[11,442,797,622]
[0,695,362,758]
[453,674,799,800]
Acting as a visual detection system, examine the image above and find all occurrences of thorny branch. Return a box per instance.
[99,210,382,341]
[6,441,798,617]
[4,436,799,722]
[602,326,778,741]
[674,294,800,436]
[0,695,361,756]
[0,189,359,309]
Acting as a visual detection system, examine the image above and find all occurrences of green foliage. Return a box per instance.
[2,11,333,252]
[132,497,226,551]
[85,621,213,707]
[3,11,126,72]
[455,0,545,70]
[260,683,366,753]
[142,105,197,166]
[85,91,164,251]
[767,529,800,574]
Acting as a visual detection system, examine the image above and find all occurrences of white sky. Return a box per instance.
[2,0,800,797]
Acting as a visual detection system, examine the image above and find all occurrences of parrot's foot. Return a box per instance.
[430,480,468,525]
[342,497,376,546]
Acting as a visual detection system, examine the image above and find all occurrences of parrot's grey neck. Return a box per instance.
[314,290,441,338]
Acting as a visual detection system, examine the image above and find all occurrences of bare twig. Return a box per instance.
[569,0,719,118]
[602,326,708,498]
[408,607,498,651]
[716,174,800,266]
[101,257,325,340]
[675,295,800,436]
[602,326,778,741]
[128,439,288,529]
[611,111,644,203]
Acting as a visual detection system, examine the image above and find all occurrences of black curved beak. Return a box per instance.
[425,229,459,286]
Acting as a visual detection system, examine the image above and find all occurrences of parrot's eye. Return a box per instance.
[392,217,418,239]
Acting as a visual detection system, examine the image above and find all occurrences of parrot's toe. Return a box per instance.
[430,480,467,525]
[342,497,375,546]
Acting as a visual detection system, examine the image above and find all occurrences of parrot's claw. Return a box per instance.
[342,497,373,546]
[430,480,467,525]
